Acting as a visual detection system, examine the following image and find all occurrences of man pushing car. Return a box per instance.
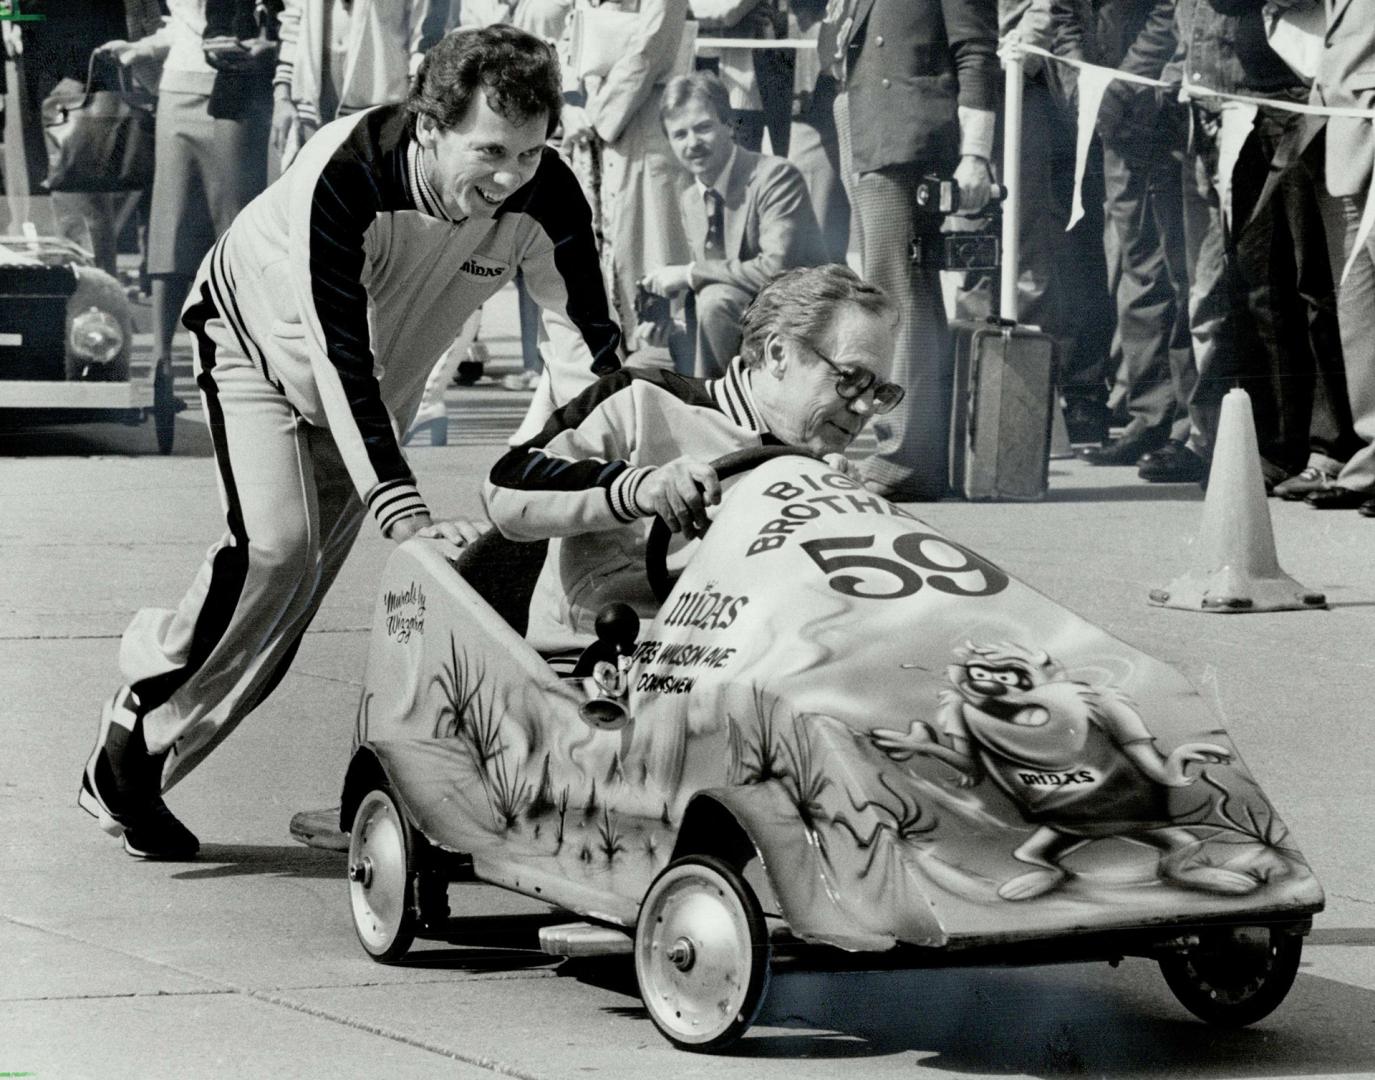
[81,25,620,860]
[484,263,900,655]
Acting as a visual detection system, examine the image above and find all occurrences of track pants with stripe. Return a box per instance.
[117,283,366,791]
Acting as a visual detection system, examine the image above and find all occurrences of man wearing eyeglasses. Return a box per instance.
[485,263,900,652]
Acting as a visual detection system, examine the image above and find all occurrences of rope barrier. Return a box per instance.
[1005,42,1375,281]
[1014,42,1375,119]
[676,36,1375,282]
[692,38,816,51]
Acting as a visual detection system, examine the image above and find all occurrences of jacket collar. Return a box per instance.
[404,139,462,224]
[708,356,770,435]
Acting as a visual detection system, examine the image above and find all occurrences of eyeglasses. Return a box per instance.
[810,347,905,414]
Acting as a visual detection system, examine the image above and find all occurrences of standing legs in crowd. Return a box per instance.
[1310,183,1375,513]
[1232,115,1357,490]
[853,165,957,500]
[1165,101,1352,490]
[1084,91,1193,466]
[957,70,1116,446]
[788,72,849,263]
[145,91,270,387]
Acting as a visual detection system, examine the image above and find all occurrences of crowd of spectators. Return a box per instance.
[4,0,1374,514]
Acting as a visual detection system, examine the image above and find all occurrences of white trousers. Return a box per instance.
[118,287,366,791]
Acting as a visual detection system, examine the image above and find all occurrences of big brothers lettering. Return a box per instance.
[744,466,1010,600]
[626,464,1012,700]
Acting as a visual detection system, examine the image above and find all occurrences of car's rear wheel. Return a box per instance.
[1158,925,1303,1026]
[634,855,771,1052]
[348,788,422,962]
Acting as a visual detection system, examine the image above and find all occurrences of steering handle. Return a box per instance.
[644,446,822,603]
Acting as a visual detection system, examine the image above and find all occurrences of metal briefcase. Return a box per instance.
[948,318,1055,501]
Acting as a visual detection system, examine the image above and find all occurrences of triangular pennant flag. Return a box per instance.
[1218,101,1258,233]
[1068,65,1114,230]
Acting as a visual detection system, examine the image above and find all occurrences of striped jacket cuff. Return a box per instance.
[369,480,430,536]
[608,466,655,524]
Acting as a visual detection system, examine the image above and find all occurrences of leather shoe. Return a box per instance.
[1065,400,1109,445]
[1273,466,1338,501]
[1137,440,1208,483]
[1306,486,1373,510]
[1360,497,1375,517]
[1079,432,1165,466]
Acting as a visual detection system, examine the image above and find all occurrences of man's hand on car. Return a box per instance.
[635,458,721,539]
[388,514,491,558]
[822,452,860,480]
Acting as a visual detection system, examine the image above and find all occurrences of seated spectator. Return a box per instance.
[639,71,826,377]
[484,263,899,654]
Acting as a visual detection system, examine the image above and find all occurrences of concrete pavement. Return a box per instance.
[3,293,1374,1079]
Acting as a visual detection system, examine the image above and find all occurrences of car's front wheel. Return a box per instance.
[634,854,771,1052]
[1158,924,1303,1026]
[347,787,423,962]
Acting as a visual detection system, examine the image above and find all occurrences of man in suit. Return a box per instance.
[1304,0,1375,514]
[640,71,827,377]
[837,0,999,500]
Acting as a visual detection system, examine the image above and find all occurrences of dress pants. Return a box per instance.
[1235,124,1356,475]
[692,282,753,378]
[1320,187,1375,494]
[1102,143,1191,445]
[853,163,952,499]
[118,283,366,791]
[956,76,1114,413]
[1182,103,1351,480]
[788,75,850,263]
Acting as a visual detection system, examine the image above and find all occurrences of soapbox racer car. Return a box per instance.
[0,235,177,453]
[337,448,1322,1051]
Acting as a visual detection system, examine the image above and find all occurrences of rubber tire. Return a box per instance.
[1158,925,1303,1027]
[348,788,420,963]
[634,854,771,1052]
[153,362,175,456]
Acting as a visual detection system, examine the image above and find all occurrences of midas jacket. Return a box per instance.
[185,104,620,537]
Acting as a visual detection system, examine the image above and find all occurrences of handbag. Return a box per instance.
[42,52,156,193]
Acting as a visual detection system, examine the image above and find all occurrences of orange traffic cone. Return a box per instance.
[1149,388,1326,613]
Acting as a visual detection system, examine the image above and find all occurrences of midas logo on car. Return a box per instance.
[662,586,749,630]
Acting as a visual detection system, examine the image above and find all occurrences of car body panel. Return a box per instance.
[355,456,1322,952]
